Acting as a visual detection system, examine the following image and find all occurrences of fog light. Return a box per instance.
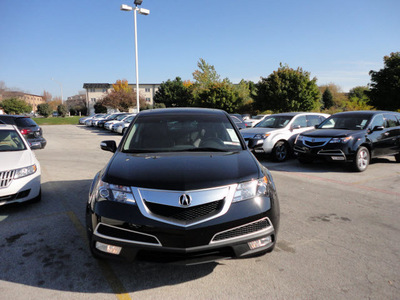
[95,242,122,255]
[248,236,272,250]
[331,156,345,161]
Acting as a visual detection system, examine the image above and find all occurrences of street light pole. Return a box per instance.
[51,78,63,104]
[121,1,150,113]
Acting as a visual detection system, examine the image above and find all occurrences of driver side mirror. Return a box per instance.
[372,125,384,132]
[100,140,117,153]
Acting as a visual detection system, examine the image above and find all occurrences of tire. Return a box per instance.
[395,153,400,163]
[353,146,370,172]
[272,141,289,162]
[298,155,314,164]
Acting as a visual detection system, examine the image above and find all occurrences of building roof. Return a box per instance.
[83,83,111,89]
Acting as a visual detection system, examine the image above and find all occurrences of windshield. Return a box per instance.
[122,114,243,153]
[318,115,371,130]
[116,114,129,121]
[255,115,293,128]
[0,130,27,151]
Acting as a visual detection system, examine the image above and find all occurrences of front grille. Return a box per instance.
[0,170,15,188]
[145,200,224,221]
[212,218,271,242]
[303,137,330,148]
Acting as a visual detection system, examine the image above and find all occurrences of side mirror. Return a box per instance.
[100,140,117,153]
[314,125,319,129]
[372,125,384,132]
[291,125,301,130]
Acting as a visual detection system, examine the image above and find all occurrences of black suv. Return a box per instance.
[0,115,46,149]
[294,111,400,171]
[86,108,280,264]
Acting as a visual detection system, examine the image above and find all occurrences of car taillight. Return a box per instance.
[20,129,32,135]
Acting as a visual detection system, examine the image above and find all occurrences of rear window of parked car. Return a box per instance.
[15,117,38,127]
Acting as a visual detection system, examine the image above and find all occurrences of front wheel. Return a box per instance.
[353,146,370,172]
[272,141,289,162]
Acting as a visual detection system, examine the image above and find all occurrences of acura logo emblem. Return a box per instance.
[179,194,192,206]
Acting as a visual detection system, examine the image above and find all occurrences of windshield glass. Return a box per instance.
[318,115,371,130]
[0,130,27,151]
[255,115,293,128]
[116,114,129,121]
[122,114,243,153]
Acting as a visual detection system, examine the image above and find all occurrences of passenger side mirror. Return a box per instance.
[100,140,117,153]
[372,125,384,132]
[291,125,301,130]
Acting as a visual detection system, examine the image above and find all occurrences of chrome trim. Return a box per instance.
[317,149,346,158]
[93,223,162,246]
[131,184,238,228]
[302,137,330,148]
[0,170,15,189]
[210,217,274,244]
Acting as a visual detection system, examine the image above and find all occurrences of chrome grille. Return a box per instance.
[212,218,271,242]
[0,170,15,188]
[303,137,330,148]
[145,200,224,221]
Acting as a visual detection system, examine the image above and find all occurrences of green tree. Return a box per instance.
[345,86,373,111]
[322,88,334,109]
[192,58,221,89]
[57,104,68,117]
[0,98,31,114]
[368,52,400,111]
[37,103,52,118]
[194,82,241,113]
[255,64,321,112]
[153,77,193,107]
[94,102,107,113]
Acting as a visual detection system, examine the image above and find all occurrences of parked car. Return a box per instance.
[86,108,280,264]
[79,114,105,125]
[114,114,136,135]
[0,124,41,205]
[104,113,131,130]
[240,112,329,161]
[294,111,400,172]
[229,114,247,130]
[96,113,125,128]
[245,114,270,128]
[85,114,108,127]
[0,115,47,149]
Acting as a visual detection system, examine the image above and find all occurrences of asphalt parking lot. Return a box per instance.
[1,125,399,300]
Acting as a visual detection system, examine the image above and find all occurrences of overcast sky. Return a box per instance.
[1,0,399,99]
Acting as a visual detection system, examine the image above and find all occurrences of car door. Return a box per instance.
[367,114,391,157]
[288,115,308,146]
[383,113,400,155]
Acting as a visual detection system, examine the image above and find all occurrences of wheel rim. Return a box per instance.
[357,149,369,170]
[276,144,287,161]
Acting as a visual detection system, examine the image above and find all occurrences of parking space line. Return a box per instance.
[66,211,132,300]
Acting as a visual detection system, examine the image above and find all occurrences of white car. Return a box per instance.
[245,114,270,128]
[104,114,132,130]
[115,114,136,135]
[240,112,330,161]
[0,124,41,205]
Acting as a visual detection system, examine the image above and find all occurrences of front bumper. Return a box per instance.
[294,142,356,162]
[87,193,278,264]
[0,173,41,206]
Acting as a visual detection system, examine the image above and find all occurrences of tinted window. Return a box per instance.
[319,115,371,130]
[15,117,37,127]
[369,114,385,129]
[0,116,16,125]
[307,115,324,127]
[292,115,307,128]
[123,114,242,153]
[384,114,399,128]
[255,115,293,128]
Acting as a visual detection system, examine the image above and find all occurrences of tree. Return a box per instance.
[322,88,334,109]
[37,103,52,118]
[101,79,145,111]
[42,90,52,102]
[368,52,400,111]
[192,58,221,89]
[0,98,32,114]
[57,104,68,117]
[345,86,373,111]
[153,77,193,107]
[255,64,321,112]
[94,102,107,113]
[194,82,241,113]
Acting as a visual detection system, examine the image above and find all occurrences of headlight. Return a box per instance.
[14,164,37,179]
[329,137,352,143]
[254,133,270,139]
[233,177,269,203]
[295,135,304,143]
[97,180,136,204]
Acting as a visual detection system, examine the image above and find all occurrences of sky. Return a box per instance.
[1,0,399,100]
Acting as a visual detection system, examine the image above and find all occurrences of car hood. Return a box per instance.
[240,127,285,138]
[301,129,363,138]
[102,150,260,191]
[0,150,36,171]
